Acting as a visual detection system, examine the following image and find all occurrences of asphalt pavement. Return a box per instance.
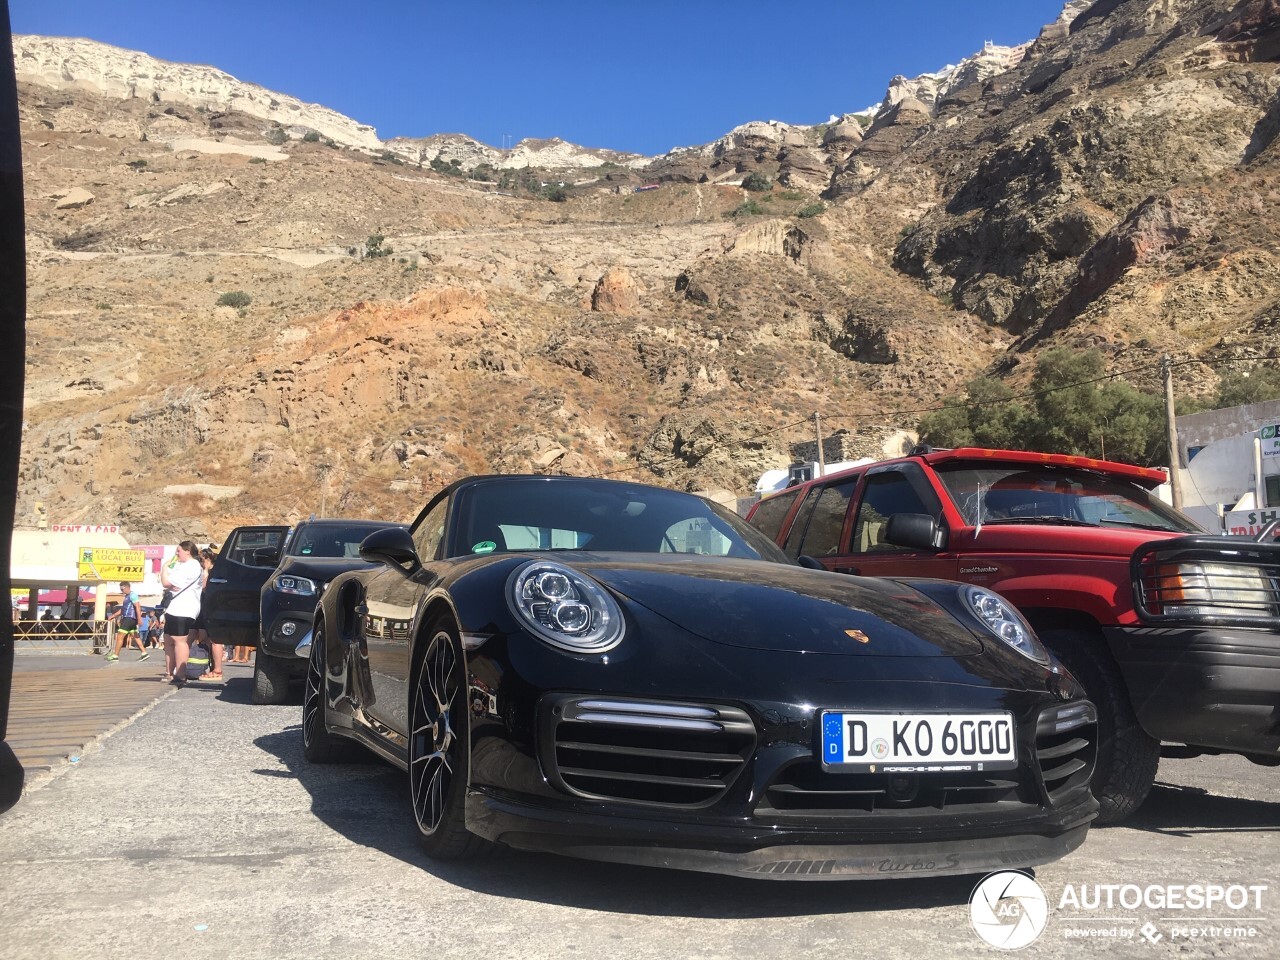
[0,660,1276,960]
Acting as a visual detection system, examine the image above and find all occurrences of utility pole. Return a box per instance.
[1162,355,1183,511]
[813,412,826,478]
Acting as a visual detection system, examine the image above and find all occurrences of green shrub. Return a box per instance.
[126,159,148,170]
[730,200,764,217]
[779,190,805,201]
[365,234,392,258]
[796,202,825,218]
[741,172,772,192]
[248,156,266,164]
[379,150,405,165]
[302,130,320,143]
[96,302,112,310]
[217,291,252,309]
[265,127,287,146]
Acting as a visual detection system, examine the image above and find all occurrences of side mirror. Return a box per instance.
[359,526,420,571]
[796,555,826,570]
[884,513,946,551]
[251,547,281,566]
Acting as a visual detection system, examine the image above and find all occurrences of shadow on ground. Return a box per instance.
[1117,780,1280,838]
[248,702,982,918]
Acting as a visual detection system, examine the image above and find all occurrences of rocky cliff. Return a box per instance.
[16,0,1280,543]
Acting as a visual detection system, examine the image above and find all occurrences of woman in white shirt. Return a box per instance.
[161,540,204,686]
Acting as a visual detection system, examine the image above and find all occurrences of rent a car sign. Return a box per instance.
[77,547,146,581]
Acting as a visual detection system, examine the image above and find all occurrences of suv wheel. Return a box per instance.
[1041,628,1160,824]
[252,649,290,705]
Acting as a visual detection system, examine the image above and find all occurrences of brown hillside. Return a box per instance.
[18,0,1280,543]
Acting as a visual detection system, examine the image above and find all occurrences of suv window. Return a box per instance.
[223,528,286,567]
[934,465,1198,532]
[289,523,391,558]
[748,488,800,542]
[782,487,821,559]
[795,480,857,557]
[852,471,930,553]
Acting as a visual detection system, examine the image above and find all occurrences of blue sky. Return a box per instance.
[14,1,1070,155]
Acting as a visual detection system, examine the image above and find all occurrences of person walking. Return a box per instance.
[143,609,161,648]
[191,546,224,681]
[106,581,148,661]
[161,541,203,686]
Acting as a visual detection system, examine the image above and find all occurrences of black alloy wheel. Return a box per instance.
[408,617,485,858]
[302,618,358,763]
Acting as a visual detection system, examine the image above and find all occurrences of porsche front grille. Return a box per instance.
[1035,702,1097,804]
[543,696,755,807]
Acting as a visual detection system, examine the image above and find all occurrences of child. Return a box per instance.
[106,581,148,661]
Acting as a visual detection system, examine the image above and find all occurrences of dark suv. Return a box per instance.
[203,518,404,704]
[747,446,1280,822]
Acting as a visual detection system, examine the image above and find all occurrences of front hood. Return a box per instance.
[957,524,1182,558]
[566,554,984,657]
[276,556,378,584]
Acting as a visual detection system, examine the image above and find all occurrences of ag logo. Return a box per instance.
[969,871,1048,950]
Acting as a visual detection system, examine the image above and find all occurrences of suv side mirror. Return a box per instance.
[251,547,281,566]
[359,526,420,571]
[884,513,946,551]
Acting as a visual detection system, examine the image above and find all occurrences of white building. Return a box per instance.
[1174,399,1280,535]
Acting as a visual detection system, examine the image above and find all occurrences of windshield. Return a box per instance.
[452,478,790,562]
[935,465,1201,533]
[288,523,396,558]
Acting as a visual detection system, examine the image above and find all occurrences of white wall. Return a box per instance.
[1173,403,1279,532]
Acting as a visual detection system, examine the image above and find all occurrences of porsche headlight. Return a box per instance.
[274,575,317,596]
[963,586,1049,664]
[508,560,623,654]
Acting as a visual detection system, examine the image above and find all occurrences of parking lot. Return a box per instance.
[0,671,1275,960]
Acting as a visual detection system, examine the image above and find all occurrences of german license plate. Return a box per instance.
[820,711,1016,772]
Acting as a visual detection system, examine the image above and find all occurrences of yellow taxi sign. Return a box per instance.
[77,547,146,582]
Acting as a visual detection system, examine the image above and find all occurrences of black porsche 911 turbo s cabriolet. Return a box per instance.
[300,474,1099,880]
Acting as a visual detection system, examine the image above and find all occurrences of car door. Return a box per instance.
[844,464,959,581]
[202,525,289,647]
[362,495,448,733]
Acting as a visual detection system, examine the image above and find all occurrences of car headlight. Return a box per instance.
[963,586,1049,664]
[508,560,624,654]
[1146,561,1274,618]
[274,575,317,596]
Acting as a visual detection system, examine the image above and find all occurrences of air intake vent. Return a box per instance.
[543,696,755,808]
[1035,702,1097,804]
[756,763,1026,819]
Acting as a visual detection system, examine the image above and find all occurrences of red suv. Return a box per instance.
[747,447,1280,822]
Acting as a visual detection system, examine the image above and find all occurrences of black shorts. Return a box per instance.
[164,615,196,637]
